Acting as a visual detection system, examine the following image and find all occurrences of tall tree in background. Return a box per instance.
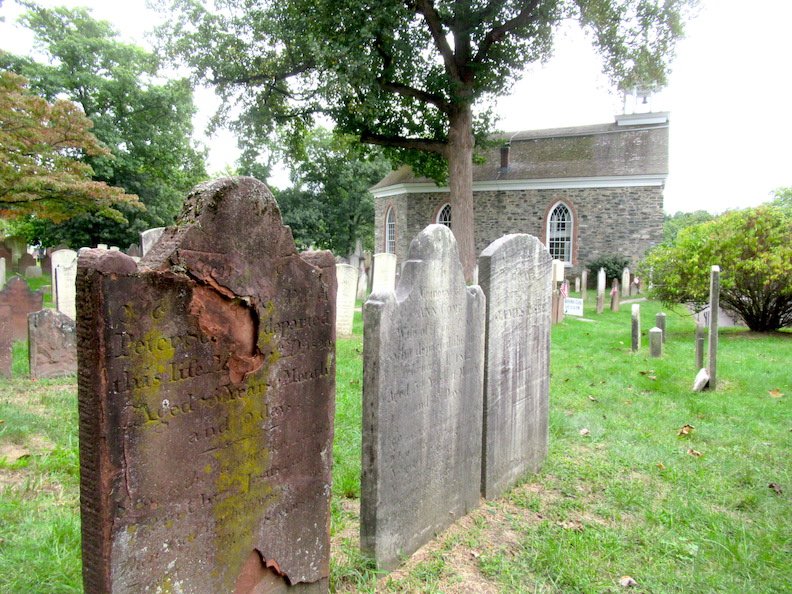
[156,0,696,280]
[0,70,141,221]
[275,128,391,255]
[2,1,207,248]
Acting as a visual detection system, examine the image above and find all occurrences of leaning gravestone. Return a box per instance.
[140,226,166,256]
[479,234,552,499]
[335,264,358,337]
[28,309,77,379]
[77,177,336,593]
[362,224,485,570]
[371,252,397,294]
[0,277,43,341]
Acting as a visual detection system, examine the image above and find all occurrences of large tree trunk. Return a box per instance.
[447,105,476,283]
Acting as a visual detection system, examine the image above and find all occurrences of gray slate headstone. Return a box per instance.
[479,234,552,499]
[361,224,485,571]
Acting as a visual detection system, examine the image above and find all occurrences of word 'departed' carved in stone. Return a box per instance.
[77,177,336,594]
[361,224,485,571]
[479,234,552,499]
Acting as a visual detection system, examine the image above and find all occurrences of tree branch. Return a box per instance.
[360,129,447,156]
[411,0,460,81]
[474,0,543,63]
[378,81,451,112]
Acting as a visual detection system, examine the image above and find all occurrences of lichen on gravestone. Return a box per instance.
[77,177,336,593]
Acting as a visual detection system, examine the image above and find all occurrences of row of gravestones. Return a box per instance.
[72,178,551,592]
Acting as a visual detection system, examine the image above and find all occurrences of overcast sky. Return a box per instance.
[2,0,790,214]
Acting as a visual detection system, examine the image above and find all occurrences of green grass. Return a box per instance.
[1,298,790,593]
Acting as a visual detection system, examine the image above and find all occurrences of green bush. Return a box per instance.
[585,255,630,286]
[639,204,792,331]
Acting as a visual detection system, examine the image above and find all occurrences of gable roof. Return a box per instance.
[371,113,669,192]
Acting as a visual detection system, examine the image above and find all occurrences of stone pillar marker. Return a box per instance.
[695,322,705,370]
[575,276,581,293]
[371,252,397,294]
[631,304,641,352]
[77,177,336,593]
[581,269,588,302]
[622,267,630,297]
[649,327,663,357]
[362,224,485,571]
[596,267,606,314]
[610,279,620,312]
[479,234,552,499]
[28,309,77,379]
[707,265,721,390]
[335,263,358,337]
[656,312,667,343]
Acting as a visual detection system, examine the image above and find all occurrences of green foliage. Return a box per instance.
[641,204,792,331]
[662,209,714,244]
[274,128,390,255]
[586,254,631,284]
[0,70,141,222]
[2,2,207,249]
[770,186,792,212]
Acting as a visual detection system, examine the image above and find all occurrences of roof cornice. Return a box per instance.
[370,174,668,198]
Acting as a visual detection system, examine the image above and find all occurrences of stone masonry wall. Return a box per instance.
[374,185,664,278]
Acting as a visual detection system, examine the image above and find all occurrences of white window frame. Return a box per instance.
[547,201,573,264]
[435,202,451,228]
[385,206,396,254]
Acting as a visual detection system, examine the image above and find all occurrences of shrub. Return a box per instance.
[585,255,631,286]
[639,204,792,331]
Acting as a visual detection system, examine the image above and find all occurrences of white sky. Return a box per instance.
[2,0,790,214]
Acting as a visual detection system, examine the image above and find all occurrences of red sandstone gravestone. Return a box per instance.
[28,309,77,380]
[0,276,44,341]
[77,177,336,593]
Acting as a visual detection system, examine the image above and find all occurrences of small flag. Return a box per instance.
[610,284,619,297]
[560,280,569,298]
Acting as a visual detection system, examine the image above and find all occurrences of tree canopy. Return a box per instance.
[273,128,391,255]
[155,0,696,279]
[2,1,207,248]
[640,204,792,332]
[0,70,141,222]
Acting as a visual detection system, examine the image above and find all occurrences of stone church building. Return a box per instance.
[370,111,669,278]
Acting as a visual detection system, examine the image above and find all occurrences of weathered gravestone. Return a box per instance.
[371,252,397,294]
[3,235,27,270]
[0,258,5,290]
[0,305,12,377]
[140,226,166,256]
[19,252,36,272]
[0,277,43,341]
[479,234,552,499]
[0,247,11,276]
[41,253,52,276]
[362,225,485,571]
[51,249,78,317]
[28,309,77,379]
[77,177,336,593]
[335,264,358,337]
[54,252,78,320]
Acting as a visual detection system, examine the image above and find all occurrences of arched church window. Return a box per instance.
[385,207,396,254]
[435,203,451,228]
[547,202,573,263]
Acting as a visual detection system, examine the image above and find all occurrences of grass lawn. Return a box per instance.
[1,297,790,593]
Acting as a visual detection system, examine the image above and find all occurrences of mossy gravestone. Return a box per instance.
[77,177,336,593]
[361,224,485,570]
[479,234,552,499]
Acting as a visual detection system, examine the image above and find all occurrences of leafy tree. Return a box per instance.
[2,1,207,248]
[662,210,714,244]
[274,128,391,255]
[770,187,792,212]
[0,70,141,221]
[155,0,695,280]
[639,205,792,331]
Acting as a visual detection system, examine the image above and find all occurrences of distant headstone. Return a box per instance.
[0,247,12,274]
[41,254,52,276]
[0,305,12,377]
[0,277,43,341]
[610,280,620,312]
[28,309,77,380]
[707,265,721,390]
[479,234,552,499]
[656,312,667,343]
[371,252,397,294]
[597,267,606,295]
[356,267,369,301]
[631,304,641,352]
[622,268,630,297]
[19,253,36,271]
[126,243,141,258]
[581,269,588,301]
[96,243,108,250]
[51,249,77,308]
[649,327,662,358]
[574,276,581,293]
[55,254,79,320]
[0,258,5,289]
[335,263,358,337]
[3,235,27,268]
[140,226,166,256]
[25,265,42,278]
[77,177,335,593]
[362,225,485,571]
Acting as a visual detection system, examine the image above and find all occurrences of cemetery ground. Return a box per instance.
[0,297,789,593]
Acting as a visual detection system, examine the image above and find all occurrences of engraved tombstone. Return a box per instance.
[0,277,43,341]
[362,224,485,570]
[479,234,552,499]
[622,267,630,297]
[51,249,78,314]
[55,254,78,320]
[77,177,336,593]
[28,309,77,379]
[371,252,397,294]
[335,263,358,337]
